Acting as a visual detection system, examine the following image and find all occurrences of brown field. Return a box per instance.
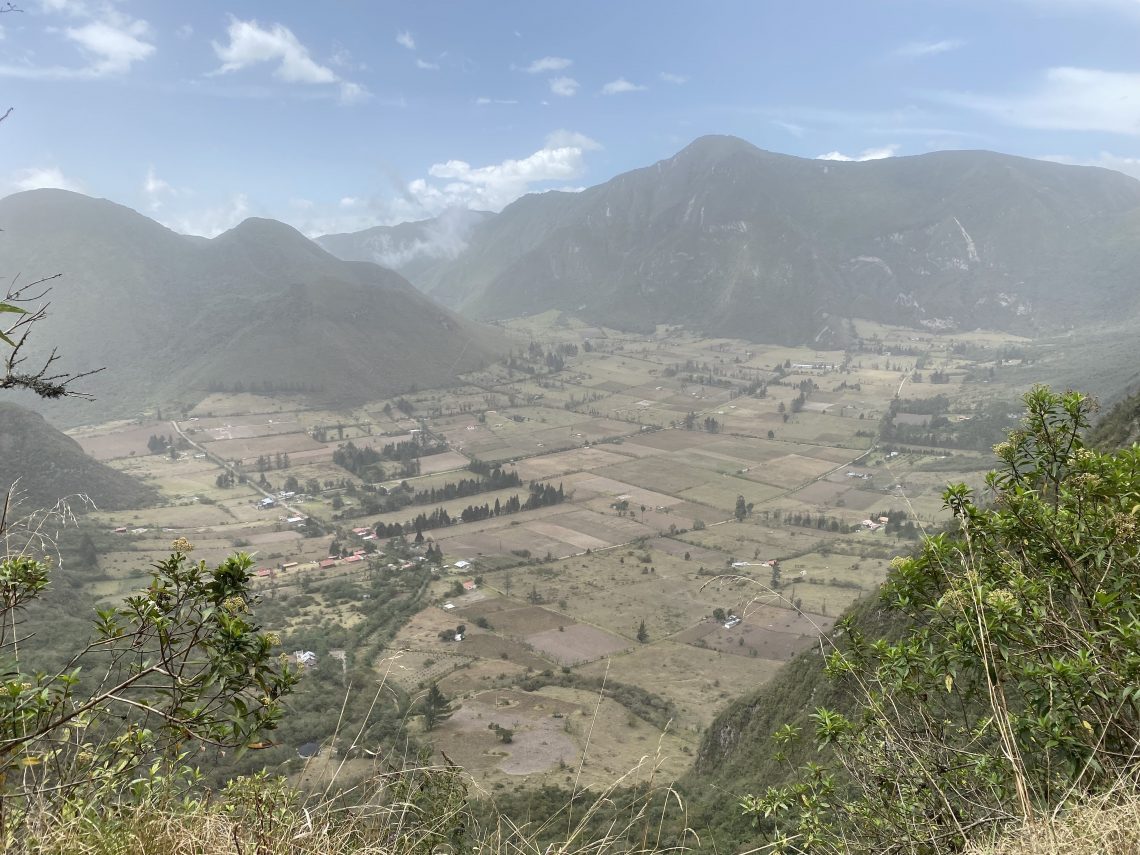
[526,624,631,665]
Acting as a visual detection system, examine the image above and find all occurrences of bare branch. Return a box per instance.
[0,276,103,399]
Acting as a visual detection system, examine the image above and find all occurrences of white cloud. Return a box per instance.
[659,71,687,84]
[396,30,415,50]
[142,165,175,211]
[524,56,572,73]
[65,19,154,75]
[895,39,964,58]
[339,196,363,208]
[817,144,900,162]
[213,18,335,83]
[941,67,1140,135]
[0,7,155,79]
[10,165,83,192]
[405,131,602,214]
[549,76,578,97]
[416,58,439,70]
[601,77,646,95]
[211,18,367,104]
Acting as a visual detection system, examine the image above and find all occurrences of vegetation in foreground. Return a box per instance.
[736,388,1140,851]
[4,386,1140,854]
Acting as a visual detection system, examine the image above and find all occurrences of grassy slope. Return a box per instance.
[0,402,157,511]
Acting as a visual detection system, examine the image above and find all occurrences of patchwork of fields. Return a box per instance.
[68,317,1033,788]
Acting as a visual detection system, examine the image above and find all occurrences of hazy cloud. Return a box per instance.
[817,144,900,161]
[549,76,579,97]
[416,58,439,70]
[142,165,176,211]
[601,77,647,95]
[396,30,415,50]
[772,119,805,137]
[659,71,688,84]
[211,18,367,104]
[1038,151,1140,181]
[524,56,572,73]
[164,194,250,238]
[939,67,1140,135]
[895,39,964,58]
[475,97,519,105]
[10,165,83,192]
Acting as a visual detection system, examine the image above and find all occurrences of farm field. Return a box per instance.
[64,317,1040,789]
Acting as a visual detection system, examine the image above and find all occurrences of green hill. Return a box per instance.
[0,190,506,422]
[386,136,1140,342]
[0,402,156,511]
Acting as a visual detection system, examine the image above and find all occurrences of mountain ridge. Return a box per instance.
[326,136,1140,342]
[0,190,506,423]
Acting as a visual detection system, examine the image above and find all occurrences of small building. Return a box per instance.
[319,558,338,569]
[724,615,742,629]
[462,579,478,592]
[292,650,317,668]
[453,559,472,570]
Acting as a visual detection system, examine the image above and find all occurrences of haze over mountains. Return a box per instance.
[324,136,1140,343]
[0,190,504,421]
[316,209,492,284]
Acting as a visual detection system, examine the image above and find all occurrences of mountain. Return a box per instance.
[316,208,493,284]
[0,402,156,511]
[407,136,1140,341]
[0,190,505,421]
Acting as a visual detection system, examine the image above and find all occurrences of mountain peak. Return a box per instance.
[215,217,311,245]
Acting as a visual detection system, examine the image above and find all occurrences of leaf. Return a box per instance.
[0,302,26,347]
[945,674,954,693]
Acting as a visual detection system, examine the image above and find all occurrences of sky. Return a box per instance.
[3,0,1140,238]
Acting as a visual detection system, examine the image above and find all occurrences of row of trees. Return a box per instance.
[373,482,566,539]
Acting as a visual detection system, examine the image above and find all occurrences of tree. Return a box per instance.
[636,620,649,643]
[420,683,453,731]
[0,541,296,822]
[746,387,1140,852]
[712,607,727,623]
[734,495,748,522]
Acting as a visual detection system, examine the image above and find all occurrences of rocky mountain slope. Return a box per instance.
[371,136,1140,342]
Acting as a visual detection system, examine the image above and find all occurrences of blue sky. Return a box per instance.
[3,0,1140,237]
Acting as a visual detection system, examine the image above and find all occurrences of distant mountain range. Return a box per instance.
[322,136,1140,342]
[0,403,156,511]
[0,191,505,422]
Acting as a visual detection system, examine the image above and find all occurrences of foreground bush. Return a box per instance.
[0,539,297,843]
[745,388,1140,852]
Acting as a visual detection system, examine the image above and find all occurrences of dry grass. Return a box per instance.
[965,788,1140,855]
[12,756,694,855]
